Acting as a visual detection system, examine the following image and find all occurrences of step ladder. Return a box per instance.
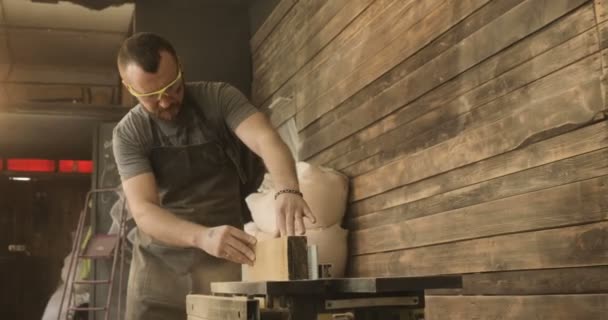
[58,188,128,320]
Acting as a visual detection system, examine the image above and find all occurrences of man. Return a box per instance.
[113,32,314,319]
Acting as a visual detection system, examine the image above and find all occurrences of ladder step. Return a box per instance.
[74,279,111,285]
[69,306,107,311]
[81,234,119,259]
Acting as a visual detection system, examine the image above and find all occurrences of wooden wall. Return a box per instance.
[251,0,608,318]
[0,175,90,319]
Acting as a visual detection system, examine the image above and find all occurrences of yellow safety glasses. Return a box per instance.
[124,69,182,101]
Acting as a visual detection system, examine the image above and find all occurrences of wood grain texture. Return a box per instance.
[351,175,608,255]
[253,0,374,105]
[186,294,258,320]
[350,54,604,201]
[307,3,596,166]
[428,266,608,295]
[425,295,608,320]
[296,0,496,134]
[299,0,589,161]
[349,121,608,219]
[242,236,308,281]
[337,25,600,177]
[250,0,298,54]
[349,147,608,231]
[350,221,608,277]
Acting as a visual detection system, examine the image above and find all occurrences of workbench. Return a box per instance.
[187,275,462,320]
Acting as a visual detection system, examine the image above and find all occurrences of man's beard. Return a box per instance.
[152,104,181,121]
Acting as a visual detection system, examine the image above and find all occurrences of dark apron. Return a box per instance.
[125,109,243,319]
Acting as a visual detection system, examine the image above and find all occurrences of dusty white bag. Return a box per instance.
[246,162,348,234]
[244,222,348,278]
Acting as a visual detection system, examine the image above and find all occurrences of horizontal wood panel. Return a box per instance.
[351,175,608,254]
[299,0,589,160]
[307,2,597,166]
[351,61,604,201]
[351,221,608,277]
[425,294,608,320]
[349,121,608,219]
[250,0,298,54]
[337,25,600,177]
[349,138,608,232]
[427,266,608,295]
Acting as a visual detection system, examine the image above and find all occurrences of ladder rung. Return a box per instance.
[78,254,113,259]
[74,279,111,285]
[69,306,107,311]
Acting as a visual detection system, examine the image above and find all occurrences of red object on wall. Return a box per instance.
[7,159,56,172]
[59,160,93,173]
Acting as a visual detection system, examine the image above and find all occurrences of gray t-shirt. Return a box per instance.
[113,81,257,181]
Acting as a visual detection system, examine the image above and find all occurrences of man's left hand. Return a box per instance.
[275,193,316,236]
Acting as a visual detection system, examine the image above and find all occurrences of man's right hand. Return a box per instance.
[196,225,257,265]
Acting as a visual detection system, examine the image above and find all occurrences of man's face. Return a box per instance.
[120,50,185,121]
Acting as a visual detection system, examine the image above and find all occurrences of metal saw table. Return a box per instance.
[186,275,462,320]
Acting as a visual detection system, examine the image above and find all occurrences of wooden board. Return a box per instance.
[186,294,259,320]
[242,236,308,282]
[425,295,608,320]
[307,3,596,166]
[336,25,600,177]
[299,0,589,160]
[349,147,608,231]
[351,175,608,254]
[250,0,298,53]
[428,266,608,295]
[350,54,604,201]
[349,121,608,219]
[351,221,608,277]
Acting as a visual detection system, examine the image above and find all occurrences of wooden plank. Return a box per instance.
[252,0,326,76]
[242,236,308,282]
[253,0,402,107]
[308,3,596,166]
[349,121,608,219]
[253,0,374,104]
[334,24,600,176]
[299,0,589,160]
[425,295,608,320]
[350,148,608,231]
[351,221,608,277]
[186,294,259,320]
[250,0,298,54]
[350,54,604,201]
[300,0,528,143]
[428,266,608,295]
[253,0,349,78]
[295,0,490,132]
[594,0,608,24]
[351,175,608,255]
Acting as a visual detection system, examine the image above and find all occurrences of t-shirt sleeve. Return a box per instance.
[112,117,152,181]
[216,83,258,131]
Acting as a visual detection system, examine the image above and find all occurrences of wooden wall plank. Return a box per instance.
[426,266,608,295]
[425,295,608,320]
[350,54,604,201]
[333,25,600,176]
[307,3,596,166]
[594,0,608,24]
[295,0,492,132]
[250,0,298,54]
[349,121,608,219]
[300,0,527,142]
[350,148,608,231]
[253,0,347,78]
[253,0,374,105]
[299,0,589,161]
[350,221,608,277]
[252,0,325,76]
[351,175,608,255]
[253,0,402,106]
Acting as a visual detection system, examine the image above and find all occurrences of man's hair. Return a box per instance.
[117,32,177,73]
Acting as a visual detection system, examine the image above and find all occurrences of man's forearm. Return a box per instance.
[133,202,207,248]
[257,132,299,190]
